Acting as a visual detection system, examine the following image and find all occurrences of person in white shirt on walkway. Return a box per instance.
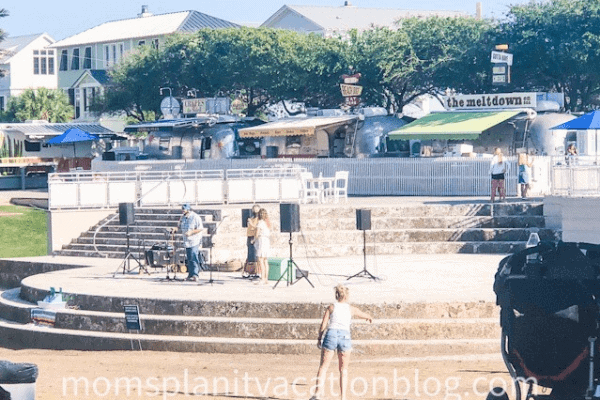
[489,147,509,202]
[310,284,373,400]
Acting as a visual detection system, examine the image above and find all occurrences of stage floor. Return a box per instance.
[16,253,505,305]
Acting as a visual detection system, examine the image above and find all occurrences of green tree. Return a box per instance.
[2,88,74,122]
[98,28,350,119]
[500,0,600,111]
[0,8,9,78]
[350,17,496,113]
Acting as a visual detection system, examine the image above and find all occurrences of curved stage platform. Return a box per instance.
[0,253,503,355]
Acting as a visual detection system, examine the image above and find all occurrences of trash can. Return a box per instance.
[0,360,38,400]
[267,258,293,282]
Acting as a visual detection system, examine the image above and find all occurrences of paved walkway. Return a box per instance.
[15,253,505,305]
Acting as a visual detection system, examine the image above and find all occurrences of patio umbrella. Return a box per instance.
[46,127,99,157]
[551,110,600,165]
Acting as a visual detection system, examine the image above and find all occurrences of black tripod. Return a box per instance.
[348,229,379,281]
[274,232,314,289]
[114,224,148,276]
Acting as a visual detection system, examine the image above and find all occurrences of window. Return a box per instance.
[71,48,79,70]
[48,50,54,74]
[24,140,41,152]
[83,47,91,69]
[59,50,68,71]
[33,51,40,74]
[152,39,159,50]
[33,49,53,74]
[159,137,170,151]
[0,96,4,111]
[104,42,124,67]
[41,50,47,74]
[138,40,145,46]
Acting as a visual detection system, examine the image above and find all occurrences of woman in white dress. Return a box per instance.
[254,208,271,284]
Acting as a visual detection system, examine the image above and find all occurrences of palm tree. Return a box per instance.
[0,9,9,78]
[4,88,74,122]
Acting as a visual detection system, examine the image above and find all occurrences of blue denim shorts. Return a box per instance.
[322,329,352,352]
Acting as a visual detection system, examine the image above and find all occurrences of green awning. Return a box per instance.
[388,111,521,140]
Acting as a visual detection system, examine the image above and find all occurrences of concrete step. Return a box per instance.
[296,216,546,231]
[0,317,499,355]
[0,289,500,340]
[97,222,218,234]
[18,284,499,319]
[74,235,213,248]
[135,208,222,221]
[306,203,543,218]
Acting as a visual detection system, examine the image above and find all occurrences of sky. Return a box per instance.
[1,0,534,41]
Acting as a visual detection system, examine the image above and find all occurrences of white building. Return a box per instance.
[261,2,470,39]
[0,33,57,111]
[49,6,239,121]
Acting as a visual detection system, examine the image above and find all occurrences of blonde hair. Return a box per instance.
[495,148,503,163]
[518,153,527,166]
[335,284,349,301]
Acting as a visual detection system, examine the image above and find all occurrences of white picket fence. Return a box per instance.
[49,156,570,210]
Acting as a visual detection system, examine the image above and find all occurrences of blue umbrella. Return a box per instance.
[46,127,99,157]
[551,110,600,164]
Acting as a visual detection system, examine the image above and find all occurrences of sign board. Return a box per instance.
[345,97,360,107]
[446,92,537,110]
[342,73,361,84]
[230,98,246,115]
[182,98,207,114]
[123,305,142,331]
[160,96,181,117]
[491,51,513,66]
[340,84,363,97]
[492,62,510,86]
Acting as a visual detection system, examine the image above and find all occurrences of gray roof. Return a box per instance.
[0,123,114,138]
[262,5,468,32]
[51,10,239,48]
[0,33,53,63]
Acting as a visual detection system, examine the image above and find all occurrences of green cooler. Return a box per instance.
[268,258,293,282]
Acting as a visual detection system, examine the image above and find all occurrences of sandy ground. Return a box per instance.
[0,348,513,400]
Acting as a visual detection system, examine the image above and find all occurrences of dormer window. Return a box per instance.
[71,48,80,70]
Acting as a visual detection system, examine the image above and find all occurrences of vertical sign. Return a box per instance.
[123,305,142,331]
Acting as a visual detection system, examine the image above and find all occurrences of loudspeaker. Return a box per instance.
[280,203,300,233]
[356,209,371,231]
[119,202,135,225]
[242,209,252,228]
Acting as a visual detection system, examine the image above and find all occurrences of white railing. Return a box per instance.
[50,157,562,209]
[551,166,600,196]
[48,167,307,209]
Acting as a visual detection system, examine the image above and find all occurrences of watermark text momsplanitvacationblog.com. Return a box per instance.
[62,368,537,399]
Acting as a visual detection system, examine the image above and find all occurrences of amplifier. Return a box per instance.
[145,249,170,267]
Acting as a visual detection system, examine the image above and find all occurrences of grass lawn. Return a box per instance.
[0,205,47,258]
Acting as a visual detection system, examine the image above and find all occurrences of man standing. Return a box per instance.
[178,203,204,282]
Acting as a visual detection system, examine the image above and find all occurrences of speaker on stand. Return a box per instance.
[348,209,379,281]
[274,203,314,289]
[113,202,148,276]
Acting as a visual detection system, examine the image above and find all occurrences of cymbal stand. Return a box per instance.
[166,229,181,281]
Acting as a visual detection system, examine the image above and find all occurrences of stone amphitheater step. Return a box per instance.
[0,288,501,355]
[0,317,499,355]
[53,248,209,261]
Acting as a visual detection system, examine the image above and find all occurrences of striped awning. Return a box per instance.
[238,116,358,138]
[388,111,521,140]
